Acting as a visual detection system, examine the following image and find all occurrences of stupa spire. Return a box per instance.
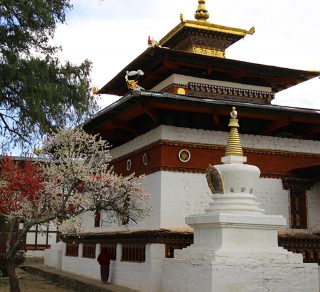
[225,107,243,156]
[195,0,209,21]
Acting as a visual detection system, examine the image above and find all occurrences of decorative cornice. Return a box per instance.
[281,177,315,191]
[111,139,320,163]
[110,139,320,177]
[188,82,274,104]
[63,229,193,246]
[158,83,274,105]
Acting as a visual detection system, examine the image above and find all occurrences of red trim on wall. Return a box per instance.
[112,140,320,178]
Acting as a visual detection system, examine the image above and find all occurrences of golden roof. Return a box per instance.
[159,0,254,51]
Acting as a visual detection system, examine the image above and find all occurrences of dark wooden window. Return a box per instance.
[65,243,79,257]
[94,210,101,227]
[121,244,145,262]
[82,244,96,258]
[101,244,117,260]
[290,190,307,229]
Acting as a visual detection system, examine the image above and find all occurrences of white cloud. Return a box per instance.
[53,0,320,109]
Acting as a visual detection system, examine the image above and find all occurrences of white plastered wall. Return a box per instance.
[158,172,292,230]
[307,182,320,231]
[83,125,320,232]
[159,171,212,229]
[80,172,161,233]
[254,178,289,224]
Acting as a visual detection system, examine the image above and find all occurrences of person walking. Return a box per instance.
[97,247,111,284]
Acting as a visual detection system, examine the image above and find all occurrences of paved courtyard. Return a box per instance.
[0,265,136,292]
[0,268,73,292]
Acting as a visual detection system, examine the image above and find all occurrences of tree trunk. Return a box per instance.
[7,259,20,292]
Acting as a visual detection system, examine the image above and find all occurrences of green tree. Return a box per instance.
[0,1,98,151]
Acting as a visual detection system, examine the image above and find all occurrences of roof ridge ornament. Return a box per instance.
[195,0,209,22]
[125,70,145,91]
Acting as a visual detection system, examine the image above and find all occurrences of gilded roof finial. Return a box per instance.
[225,107,243,156]
[195,0,209,21]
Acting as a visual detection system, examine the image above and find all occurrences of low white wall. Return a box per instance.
[45,242,165,292]
[112,244,165,292]
[44,241,320,291]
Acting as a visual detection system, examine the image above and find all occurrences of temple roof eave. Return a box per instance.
[84,90,320,147]
[97,47,320,96]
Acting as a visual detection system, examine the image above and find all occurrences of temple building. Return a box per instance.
[45,1,320,291]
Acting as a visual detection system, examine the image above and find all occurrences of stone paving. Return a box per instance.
[0,265,137,292]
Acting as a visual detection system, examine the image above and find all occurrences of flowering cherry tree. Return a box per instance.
[0,128,149,292]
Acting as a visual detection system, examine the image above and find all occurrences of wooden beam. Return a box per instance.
[211,111,220,128]
[97,118,140,135]
[101,131,132,142]
[110,119,139,135]
[304,125,320,139]
[163,58,179,70]
[142,102,161,124]
[262,118,290,135]
[147,101,282,121]
[232,71,248,79]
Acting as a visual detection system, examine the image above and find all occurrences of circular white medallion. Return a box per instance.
[178,149,191,163]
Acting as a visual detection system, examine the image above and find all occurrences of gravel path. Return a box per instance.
[0,268,74,292]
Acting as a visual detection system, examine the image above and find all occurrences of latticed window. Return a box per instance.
[101,244,117,260]
[82,244,96,258]
[65,243,79,257]
[94,210,101,227]
[121,244,145,262]
[290,191,307,229]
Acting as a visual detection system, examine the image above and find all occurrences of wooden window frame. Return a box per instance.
[290,190,307,229]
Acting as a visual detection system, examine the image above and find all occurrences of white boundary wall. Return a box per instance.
[44,242,320,292]
[45,242,165,292]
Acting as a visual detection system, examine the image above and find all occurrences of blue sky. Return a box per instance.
[53,0,320,110]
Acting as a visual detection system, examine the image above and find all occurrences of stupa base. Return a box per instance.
[163,259,319,292]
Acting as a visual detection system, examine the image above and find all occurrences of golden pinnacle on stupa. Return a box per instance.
[225,107,244,156]
[195,0,209,21]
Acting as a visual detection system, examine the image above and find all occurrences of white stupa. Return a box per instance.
[163,107,319,292]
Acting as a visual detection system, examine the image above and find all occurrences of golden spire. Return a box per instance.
[195,0,209,21]
[225,107,243,156]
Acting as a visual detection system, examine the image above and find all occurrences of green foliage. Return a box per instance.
[0,1,98,151]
